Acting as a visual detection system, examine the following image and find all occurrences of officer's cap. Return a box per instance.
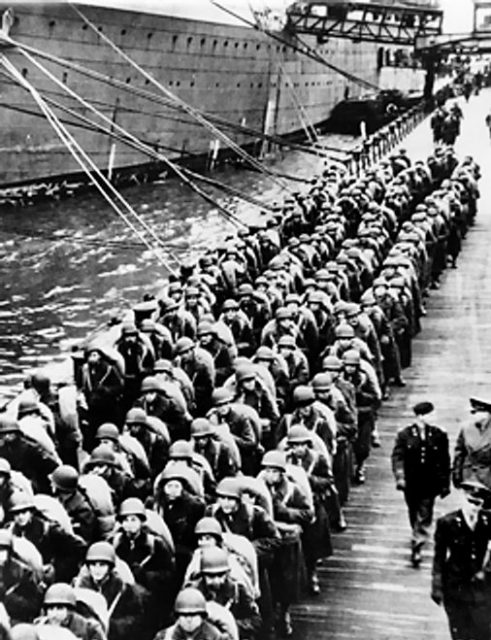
[470,397,491,413]
[413,401,434,416]
[460,479,491,498]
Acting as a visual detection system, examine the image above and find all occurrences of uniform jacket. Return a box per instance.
[61,487,99,544]
[391,423,450,495]
[453,417,491,490]
[0,555,43,624]
[35,611,106,640]
[159,491,206,558]
[432,509,491,602]
[155,619,226,640]
[0,433,59,494]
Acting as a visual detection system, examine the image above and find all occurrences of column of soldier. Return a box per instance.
[0,137,481,640]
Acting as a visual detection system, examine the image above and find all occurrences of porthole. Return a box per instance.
[256,44,261,50]
[49,20,56,28]
[201,38,206,46]
[126,77,131,83]
[187,37,193,46]
[121,28,126,35]
[234,42,239,48]
[243,42,248,49]
[82,24,88,30]
[172,35,178,46]
[212,39,218,48]
[224,40,229,47]
[147,32,153,39]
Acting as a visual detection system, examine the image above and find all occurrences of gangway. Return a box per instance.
[286,1,444,46]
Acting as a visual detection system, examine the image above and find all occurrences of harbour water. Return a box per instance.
[0,135,356,396]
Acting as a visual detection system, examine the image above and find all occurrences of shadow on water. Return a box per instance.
[0,134,356,390]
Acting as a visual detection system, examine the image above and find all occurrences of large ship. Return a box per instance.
[0,0,429,189]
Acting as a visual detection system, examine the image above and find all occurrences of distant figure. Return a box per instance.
[391,401,450,567]
[453,397,491,492]
[485,111,491,139]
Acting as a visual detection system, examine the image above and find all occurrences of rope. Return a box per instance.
[0,55,179,275]
[14,46,248,231]
[1,35,353,159]
[68,3,294,195]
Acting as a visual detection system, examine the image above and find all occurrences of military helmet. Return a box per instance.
[277,335,296,349]
[344,303,360,318]
[292,385,315,407]
[140,376,164,394]
[89,444,117,467]
[175,337,195,356]
[119,497,147,521]
[194,517,223,540]
[216,477,242,499]
[221,299,239,312]
[342,349,361,366]
[121,322,138,336]
[9,491,35,514]
[86,541,116,566]
[95,423,120,442]
[51,465,79,492]
[174,588,207,616]
[311,372,334,392]
[169,440,194,460]
[0,416,20,435]
[261,450,287,472]
[287,425,313,445]
[154,359,173,374]
[125,408,148,426]
[197,321,217,337]
[0,457,11,476]
[275,307,292,321]
[212,387,234,406]
[0,529,13,550]
[335,323,355,339]
[17,398,40,417]
[191,418,215,438]
[200,547,229,574]
[235,364,256,383]
[43,583,76,609]
[254,346,274,361]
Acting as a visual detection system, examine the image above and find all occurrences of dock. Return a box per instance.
[291,89,491,640]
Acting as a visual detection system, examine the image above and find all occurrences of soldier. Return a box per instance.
[197,322,235,387]
[154,587,226,640]
[391,401,450,567]
[134,376,190,442]
[219,299,255,358]
[8,491,87,583]
[431,480,491,640]
[115,322,155,411]
[191,418,240,482]
[34,583,105,640]
[453,397,491,492]
[174,338,216,417]
[186,546,262,640]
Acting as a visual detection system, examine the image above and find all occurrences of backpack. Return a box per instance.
[78,474,116,539]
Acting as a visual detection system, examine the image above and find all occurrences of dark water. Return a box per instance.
[0,135,357,398]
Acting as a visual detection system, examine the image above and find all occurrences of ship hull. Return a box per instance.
[0,2,425,188]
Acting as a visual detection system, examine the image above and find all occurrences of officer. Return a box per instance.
[453,397,491,492]
[391,401,450,567]
[431,480,491,640]
[187,546,262,640]
[35,583,105,640]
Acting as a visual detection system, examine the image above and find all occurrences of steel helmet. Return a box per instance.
[118,497,146,521]
[121,322,138,336]
[9,491,35,514]
[159,297,179,313]
[86,541,116,566]
[344,303,360,318]
[221,299,239,311]
[311,372,334,392]
[125,408,148,426]
[235,364,256,383]
[261,450,287,472]
[160,464,190,489]
[216,477,242,499]
[287,425,313,445]
[96,423,120,442]
[200,547,229,574]
[0,416,20,435]
[194,516,223,540]
[212,387,234,406]
[360,290,376,306]
[342,349,361,366]
[169,440,194,460]
[254,346,274,361]
[43,583,76,608]
[175,337,195,356]
[197,321,217,338]
[17,398,40,417]
[174,588,207,616]
[51,465,79,492]
[277,335,296,349]
[191,418,215,438]
[140,319,156,333]
[89,445,117,467]
[0,529,13,549]
[335,323,355,339]
[275,307,292,321]
[292,385,315,407]
[185,286,200,298]
[0,457,11,476]
[237,284,254,297]
[140,376,164,394]
[154,359,173,374]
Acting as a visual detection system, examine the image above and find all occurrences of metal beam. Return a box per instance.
[415,29,491,53]
[287,1,444,46]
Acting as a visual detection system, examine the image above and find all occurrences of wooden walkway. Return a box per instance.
[291,89,491,640]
